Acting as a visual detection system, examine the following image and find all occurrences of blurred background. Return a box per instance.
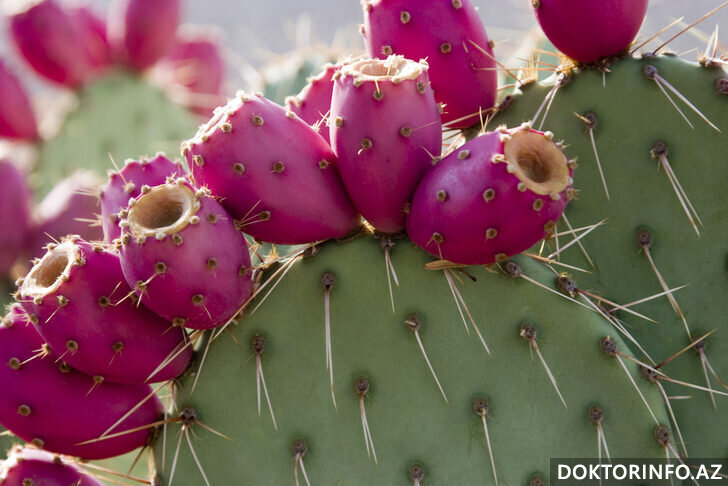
[2,0,727,95]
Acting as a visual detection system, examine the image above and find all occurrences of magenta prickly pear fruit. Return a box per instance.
[33,171,104,257]
[70,5,112,72]
[330,55,442,233]
[154,28,227,117]
[0,447,102,486]
[183,92,361,244]
[18,237,192,384]
[285,63,340,145]
[100,153,185,242]
[7,0,99,87]
[0,305,163,460]
[0,59,39,141]
[118,179,253,329]
[0,160,32,275]
[531,0,648,63]
[108,0,181,71]
[362,0,497,128]
[407,124,574,265]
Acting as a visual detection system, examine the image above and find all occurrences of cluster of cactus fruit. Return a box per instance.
[1,0,728,485]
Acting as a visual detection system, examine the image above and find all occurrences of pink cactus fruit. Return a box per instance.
[0,160,32,275]
[18,236,192,384]
[406,124,574,265]
[0,305,163,459]
[108,0,181,71]
[330,55,442,234]
[118,179,253,329]
[183,92,361,244]
[100,153,185,242]
[154,28,227,117]
[362,0,497,128]
[532,0,648,64]
[0,447,102,486]
[285,63,340,145]
[7,0,100,87]
[69,5,112,72]
[0,59,39,141]
[32,171,104,257]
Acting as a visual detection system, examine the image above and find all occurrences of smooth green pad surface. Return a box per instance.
[154,236,667,485]
[36,70,197,194]
[494,54,728,457]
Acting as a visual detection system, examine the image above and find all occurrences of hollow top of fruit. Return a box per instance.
[502,125,571,196]
[339,55,427,85]
[126,182,200,238]
[21,239,79,299]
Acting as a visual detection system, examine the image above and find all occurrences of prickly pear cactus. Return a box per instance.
[493,53,728,457]
[153,236,668,485]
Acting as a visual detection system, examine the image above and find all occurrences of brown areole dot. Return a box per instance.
[409,464,425,481]
[354,376,370,395]
[404,313,422,332]
[473,398,489,417]
[654,424,670,447]
[321,272,336,290]
[588,405,603,425]
[252,334,266,354]
[599,336,617,356]
[400,11,411,23]
[292,439,307,456]
[636,229,652,249]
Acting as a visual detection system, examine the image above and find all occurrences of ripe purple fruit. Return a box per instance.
[286,63,341,145]
[407,124,574,265]
[100,153,185,242]
[330,55,441,233]
[118,179,253,329]
[0,447,102,485]
[19,237,192,384]
[183,92,360,244]
[108,0,181,71]
[362,0,497,128]
[7,0,100,87]
[532,0,648,63]
[0,59,39,141]
[0,160,32,275]
[0,305,163,460]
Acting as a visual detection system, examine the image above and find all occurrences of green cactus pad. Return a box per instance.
[153,235,668,485]
[35,70,197,194]
[493,54,728,457]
